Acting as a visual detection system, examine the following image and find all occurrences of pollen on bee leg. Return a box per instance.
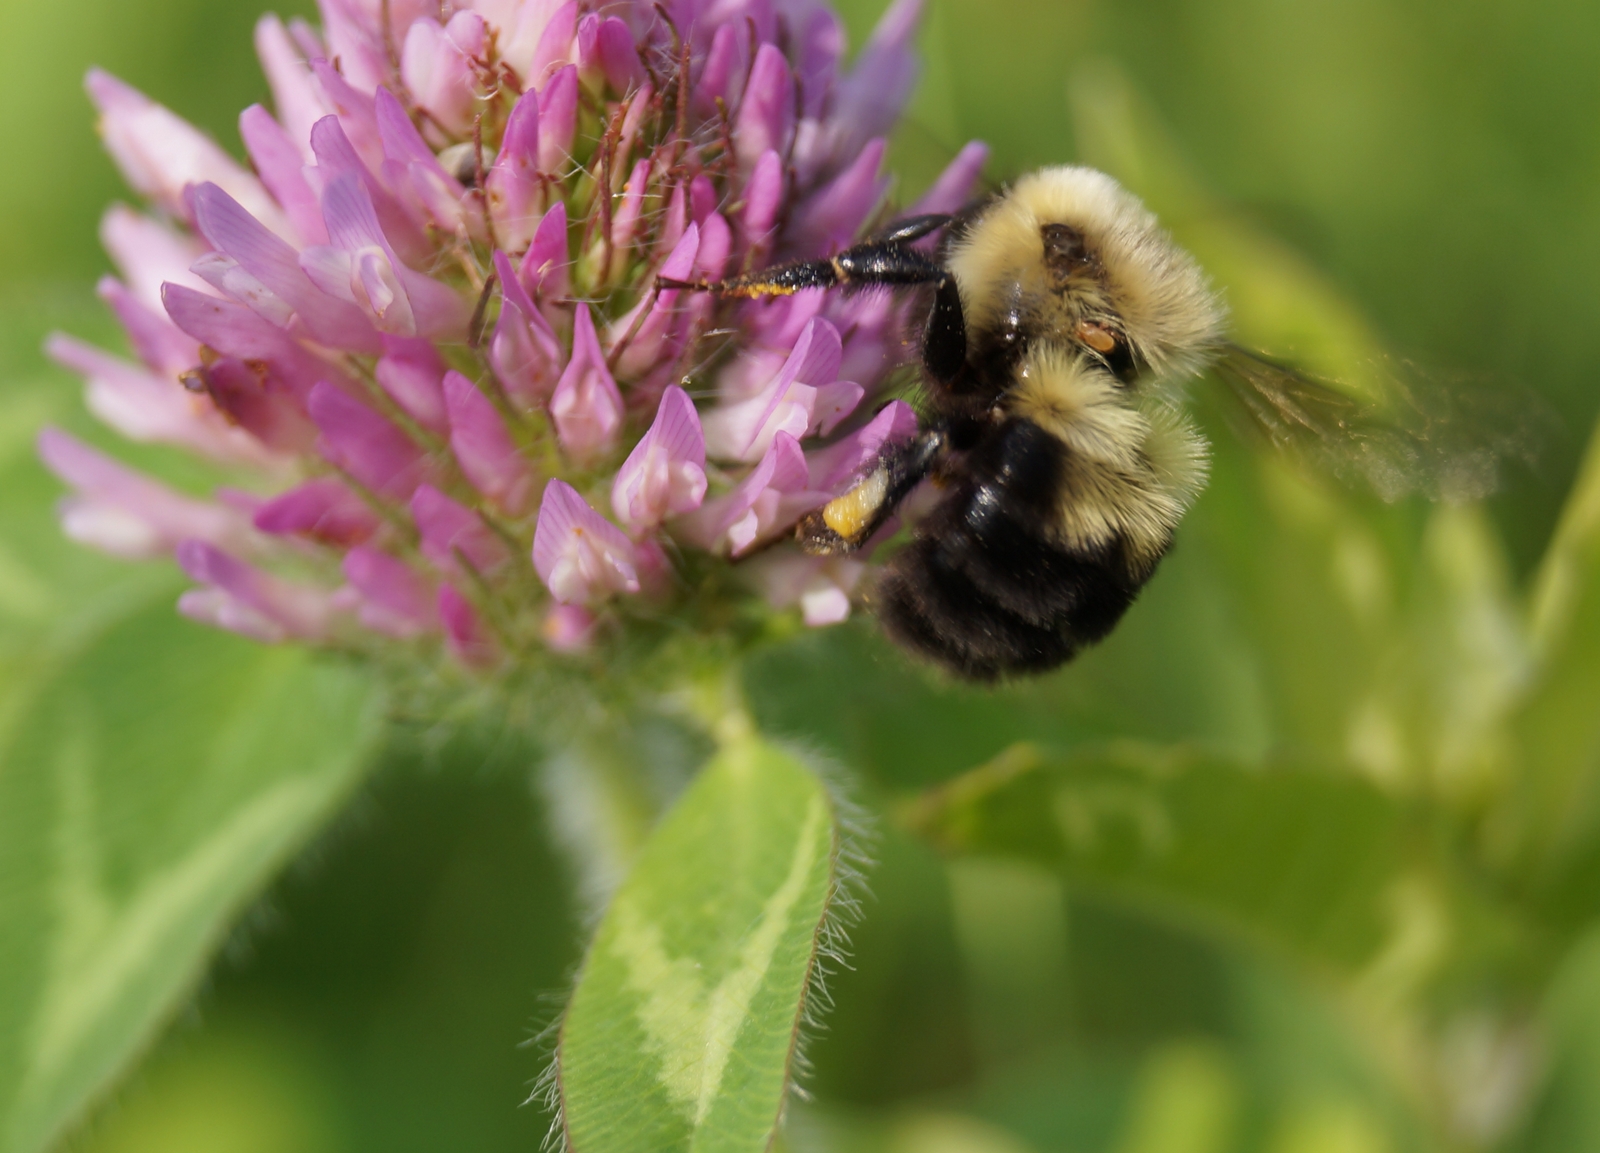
[824,469,889,539]
[1075,320,1118,354]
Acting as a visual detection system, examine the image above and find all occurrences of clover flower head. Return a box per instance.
[44,0,989,672]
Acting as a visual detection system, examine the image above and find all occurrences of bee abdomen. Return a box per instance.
[874,417,1163,680]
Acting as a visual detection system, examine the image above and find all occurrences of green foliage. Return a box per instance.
[901,743,1410,978]
[0,597,381,1153]
[558,735,846,1153]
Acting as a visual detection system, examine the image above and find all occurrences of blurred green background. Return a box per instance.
[4,0,1600,1151]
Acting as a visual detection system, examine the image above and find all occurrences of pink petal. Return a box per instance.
[161,282,352,402]
[309,381,430,499]
[376,335,450,434]
[46,332,277,467]
[805,399,920,491]
[532,478,639,604]
[912,141,990,216]
[95,276,198,378]
[550,304,624,464]
[38,428,256,559]
[733,44,794,169]
[747,549,866,626]
[183,354,320,455]
[542,603,596,652]
[537,65,579,174]
[400,12,486,136]
[239,105,329,245]
[741,149,784,251]
[486,88,543,251]
[254,477,380,545]
[253,14,328,160]
[100,205,206,310]
[490,250,562,408]
[177,539,337,641]
[85,69,293,240]
[343,546,438,638]
[609,223,699,380]
[373,86,477,235]
[790,138,889,254]
[526,0,578,89]
[677,433,826,556]
[517,200,570,314]
[611,385,707,533]
[592,17,642,93]
[829,0,924,161]
[442,370,534,514]
[307,114,431,265]
[410,483,511,576]
[438,583,498,667]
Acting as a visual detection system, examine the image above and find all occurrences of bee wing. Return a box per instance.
[1207,345,1542,502]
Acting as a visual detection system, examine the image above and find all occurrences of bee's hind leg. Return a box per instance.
[797,428,948,555]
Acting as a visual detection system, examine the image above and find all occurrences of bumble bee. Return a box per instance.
[669,166,1523,680]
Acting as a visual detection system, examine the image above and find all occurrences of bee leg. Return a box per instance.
[661,237,950,297]
[922,275,967,384]
[869,213,954,245]
[797,428,948,555]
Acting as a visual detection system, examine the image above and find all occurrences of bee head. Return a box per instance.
[947,167,1227,384]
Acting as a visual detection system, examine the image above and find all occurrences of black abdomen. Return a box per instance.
[874,418,1165,681]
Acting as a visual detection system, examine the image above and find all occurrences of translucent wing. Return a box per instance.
[1208,344,1543,502]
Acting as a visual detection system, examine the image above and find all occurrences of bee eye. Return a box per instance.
[1040,223,1092,284]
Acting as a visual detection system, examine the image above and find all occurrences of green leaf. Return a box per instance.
[558,736,843,1153]
[901,743,1412,977]
[0,594,383,1153]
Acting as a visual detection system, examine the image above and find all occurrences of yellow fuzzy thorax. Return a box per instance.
[945,166,1227,382]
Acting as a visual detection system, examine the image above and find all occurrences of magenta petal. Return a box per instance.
[308,114,430,264]
[308,381,428,499]
[542,603,596,652]
[912,141,990,216]
[373,86,475,235]
[411,483,511,576]
[806,400,920,491]
[442,371,534,514]
[517,200,570,310]
[192,181,381,353]
[677,433,824,556]
[400,12,486,136]
[610,224,699,380]
[438,583,498,667]
[741,150,785,249]
[537,65,579,173]
[177,539,336,641]
[253,476,379,545]
[376,335,449,434]
[490,250,562,408]
[343,546,438,638]
[95,276,198,378]
[239,105,329,246]
[187,354,321,455]
[308,58,385,174]
[532,479,639,604]
[611,385,707,533]
[38,427,254,559]
[100,205,207,310]
[486,87,543,251]
[593,16,642,93]
[526,0,578,88]
[791,138,889,253]
[734,44,795,169]
[253,14,328,158]
[85,69,292,239]
[610,158,652,253]
[550,304,624,464]
[831,0,924,157]
[693,23,743,114]
[161,283,352,402]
